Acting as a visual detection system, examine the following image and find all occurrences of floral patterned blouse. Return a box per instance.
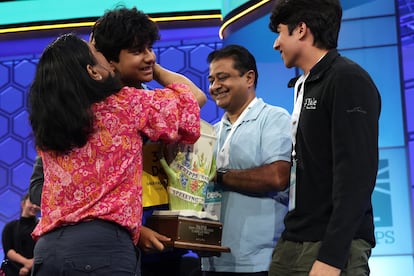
[32,83,200,244]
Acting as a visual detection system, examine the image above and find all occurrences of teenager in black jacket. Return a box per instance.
[268,0,381,275]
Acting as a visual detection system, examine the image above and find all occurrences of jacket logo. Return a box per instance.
[346,106,367,114]
[303,97,317,110]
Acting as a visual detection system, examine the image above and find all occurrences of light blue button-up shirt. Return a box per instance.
[202,98,292,272]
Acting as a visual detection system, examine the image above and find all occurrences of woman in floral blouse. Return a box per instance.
[28,33,203,276]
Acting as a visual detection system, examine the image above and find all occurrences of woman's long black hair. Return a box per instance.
[29,33,121,154]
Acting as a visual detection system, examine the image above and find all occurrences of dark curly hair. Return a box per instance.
[29,33,121,154]
[91,6,160,62]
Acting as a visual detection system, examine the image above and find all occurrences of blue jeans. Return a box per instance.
[31,220,140,276]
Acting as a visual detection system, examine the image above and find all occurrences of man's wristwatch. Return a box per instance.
[216,168,229,185]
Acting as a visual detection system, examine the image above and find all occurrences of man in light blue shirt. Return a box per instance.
[202,45,291,275]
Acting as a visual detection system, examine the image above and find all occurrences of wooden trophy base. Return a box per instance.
[146,211,230,255]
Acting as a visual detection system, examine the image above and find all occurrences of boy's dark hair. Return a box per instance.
[269,0,342,49]
[91,7,160,62]
[207,44,259,88]
[21,193,30,202]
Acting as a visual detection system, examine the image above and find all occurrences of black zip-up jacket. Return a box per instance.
[283,49,381,269]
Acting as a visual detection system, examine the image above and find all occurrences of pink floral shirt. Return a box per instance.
[32,83,200,244]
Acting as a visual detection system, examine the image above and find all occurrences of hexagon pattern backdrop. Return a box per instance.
[0,58,39,217]
[0,32,223,260]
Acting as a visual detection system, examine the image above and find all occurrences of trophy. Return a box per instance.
[146,120,230,254]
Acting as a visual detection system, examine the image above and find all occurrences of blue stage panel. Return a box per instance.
[369,255,414,275]
[372,147,412,256]
[342,0,394,19]
[339,16,397,49]
[341,46,405,148]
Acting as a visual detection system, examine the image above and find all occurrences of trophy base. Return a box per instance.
[147,211,230,254]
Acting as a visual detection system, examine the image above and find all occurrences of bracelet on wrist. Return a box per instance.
[216,168,229,185]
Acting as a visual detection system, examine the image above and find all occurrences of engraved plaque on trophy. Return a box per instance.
[147,211,230,253]
[148,120,230,254]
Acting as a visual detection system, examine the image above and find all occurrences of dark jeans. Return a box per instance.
[203,272,267,276]
[269,239,371,276]
[31,220,140,276]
